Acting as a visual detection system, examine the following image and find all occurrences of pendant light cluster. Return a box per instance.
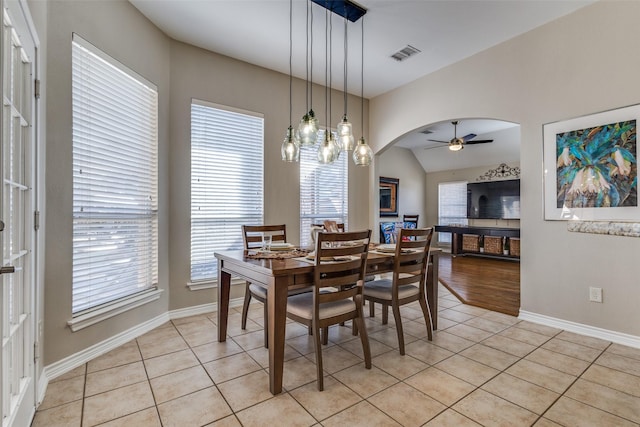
[281,0,372,167]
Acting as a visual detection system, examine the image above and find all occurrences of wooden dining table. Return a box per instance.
[215,247,441,395]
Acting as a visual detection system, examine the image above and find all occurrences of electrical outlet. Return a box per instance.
[589,287,603,303]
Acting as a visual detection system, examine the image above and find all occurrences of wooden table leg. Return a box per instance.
[427,252,439,330]
[217,268,231,342]
[268,276,288,395]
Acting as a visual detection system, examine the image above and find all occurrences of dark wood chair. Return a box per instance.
[312,222,345,231]
[286,230,372,390]
[241,224,310,347]
[364,227,434,355]
[403,214,419,226]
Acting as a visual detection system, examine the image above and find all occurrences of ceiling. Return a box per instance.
[129,0,593,170]
[394,118,521,173]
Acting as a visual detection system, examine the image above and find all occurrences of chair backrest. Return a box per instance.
[242,224,287,250]
[403,214,419,225]
[313,230,371,310]
[392,227,434,295]
[312,222,346,232]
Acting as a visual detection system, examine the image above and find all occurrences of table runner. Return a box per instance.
[245,249,309,259]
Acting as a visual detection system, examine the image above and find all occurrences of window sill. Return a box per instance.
[67,288,163,332]
[187,277,246,291]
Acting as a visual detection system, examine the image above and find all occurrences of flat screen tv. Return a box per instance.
[467,179,520,220]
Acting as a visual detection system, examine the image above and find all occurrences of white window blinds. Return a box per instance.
[300,130,348,248]
[438,181,468,244]
[190,100,264,281]
[71,35,158,314]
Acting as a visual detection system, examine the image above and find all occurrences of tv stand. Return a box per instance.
[434,225,520,259]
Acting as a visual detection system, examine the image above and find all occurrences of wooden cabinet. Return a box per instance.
[434,225,520,260]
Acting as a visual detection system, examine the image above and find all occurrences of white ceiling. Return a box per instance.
[128,0,593,170]
[394,119,521,173]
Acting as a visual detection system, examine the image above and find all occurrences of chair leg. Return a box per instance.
[392,303,405,355]
[369,300,375,317]
[322,327,329,345]
[313,323,324,391]
[241,282,252,330]
[382,304,389,325]
[419,296,433,341]
[355,302,371,369]
[262,300,269,349]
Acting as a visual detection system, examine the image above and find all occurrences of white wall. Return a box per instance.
[370,1,640,337]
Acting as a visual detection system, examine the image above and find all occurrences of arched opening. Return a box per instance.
[376,117,521,316]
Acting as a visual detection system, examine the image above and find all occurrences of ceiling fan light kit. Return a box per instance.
[428,120,494,151]
[449,138,464,151]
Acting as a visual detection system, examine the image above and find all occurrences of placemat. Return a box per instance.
[246,249,309,260]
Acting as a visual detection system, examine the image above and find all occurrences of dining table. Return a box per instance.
[215,246,441,395]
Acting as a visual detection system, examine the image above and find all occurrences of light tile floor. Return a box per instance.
[32,285,640,426]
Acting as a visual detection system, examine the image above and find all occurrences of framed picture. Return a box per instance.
[379,177,399,217]
[543,104,638,220]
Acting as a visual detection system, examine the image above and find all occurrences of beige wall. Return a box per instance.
[370,1,640,337]
[167,41,369,310]
[376,146,426,239]
[43,0,171,365]
[425,164,520,246]
[40,1,370,363]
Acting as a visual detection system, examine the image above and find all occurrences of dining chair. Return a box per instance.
[286,230,372,390]
[364,227,434,355]
[312,222,345,231]
[403,214,419,225]
[241,224,310,348]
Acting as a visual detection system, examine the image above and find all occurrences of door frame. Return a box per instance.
[1,0,42,425]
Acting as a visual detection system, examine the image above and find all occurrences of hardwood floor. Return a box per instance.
[437,253,520,316]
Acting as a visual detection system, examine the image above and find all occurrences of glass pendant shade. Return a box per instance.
[297,109,319,146]
[317,131,338,164]
[337,115,355,151]
[352,136,373,166]
[281,126,300,162]
[331,132,342,159]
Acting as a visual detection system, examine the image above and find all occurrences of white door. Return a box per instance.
[1,0,38,426]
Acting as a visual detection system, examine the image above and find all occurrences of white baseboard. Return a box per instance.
[33,294,256,418]
[519,310,640,349]
[168,296,246,320]
[42,312,170,384]
[39,295,247,403]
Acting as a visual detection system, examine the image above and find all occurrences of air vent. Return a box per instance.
[419,129,433,135]
[391,45,421,62]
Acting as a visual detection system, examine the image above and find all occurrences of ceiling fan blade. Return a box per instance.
[461,133,477,142]
[427,139,449,143]
[464,139,494,144]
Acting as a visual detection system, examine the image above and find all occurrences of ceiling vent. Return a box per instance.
[391,45,421,62]
[419,129,433,135]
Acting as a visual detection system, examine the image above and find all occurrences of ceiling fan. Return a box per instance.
[428,120,494,151]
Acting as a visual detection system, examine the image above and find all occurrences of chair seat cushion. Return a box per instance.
[249,284,313,302]
[248,283,268,300]
[286,292,355,320]
[363,279,419,301]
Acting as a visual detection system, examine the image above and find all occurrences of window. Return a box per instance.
[300,130,348,247]
[72,35,158,314]
[190,100,264,282]
[438,181,468,244]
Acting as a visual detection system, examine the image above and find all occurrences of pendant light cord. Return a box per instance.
[343,15,348,115]
[289,0,293,125]
[361,16,364,136]
[325,7,329,128]
[309,1,314,109]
